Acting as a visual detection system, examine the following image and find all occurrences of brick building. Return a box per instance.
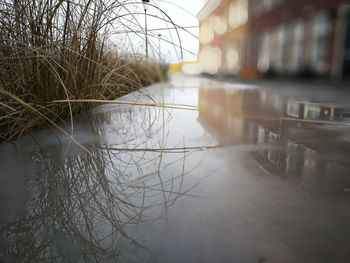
[197,0,248,75]
[197,0,350,80]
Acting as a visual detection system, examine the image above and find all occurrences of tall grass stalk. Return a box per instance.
[0,0,165,143]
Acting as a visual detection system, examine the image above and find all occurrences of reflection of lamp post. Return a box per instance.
[142,0,150,59]
[158,33,161,61]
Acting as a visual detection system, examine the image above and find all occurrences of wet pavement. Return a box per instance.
[1,75,350,263]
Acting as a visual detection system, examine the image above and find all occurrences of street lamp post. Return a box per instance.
[158,33,161,61]
[142,0,150,59]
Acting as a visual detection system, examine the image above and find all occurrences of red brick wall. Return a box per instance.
[246,0,344,74]
[248,0,343,33]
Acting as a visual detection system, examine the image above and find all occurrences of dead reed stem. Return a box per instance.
[52,99,198,111]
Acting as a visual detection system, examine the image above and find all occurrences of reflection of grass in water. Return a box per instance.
[0,148,191,262]
[0,1,200,260]
[0,102,205,262]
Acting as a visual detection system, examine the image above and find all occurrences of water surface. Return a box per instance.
[1,76,350,263]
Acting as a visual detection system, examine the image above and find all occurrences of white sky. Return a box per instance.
[113,0,205,63]
[145,0,205,62]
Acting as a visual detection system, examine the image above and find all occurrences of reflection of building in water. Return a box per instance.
[198,87,287,145]
[286,99,350,121]
[198,87,350,175]
[197,0,350,80]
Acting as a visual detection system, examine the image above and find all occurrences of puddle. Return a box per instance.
[1,76,350,262]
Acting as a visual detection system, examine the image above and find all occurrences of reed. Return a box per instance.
[0,0,166,143]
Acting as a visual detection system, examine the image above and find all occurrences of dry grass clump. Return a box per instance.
[0,0,165,143]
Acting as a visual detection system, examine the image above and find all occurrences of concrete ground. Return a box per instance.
[1,75,350,263]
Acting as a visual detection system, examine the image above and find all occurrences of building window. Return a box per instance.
[229,0,248,28]
[311,12,330,73]
[304,105,321,120]
[210,16,228,35]
[275,25,287,72]
[199,46,223,74]
[291,19,305,72]
[287,100,301,118]
[226,46,240,74]
[253,0,285,16]
[262,0,274,11]
[199,21,214,45]
[258,31,271,72]
[257,26,287,73]
[258,127,265,144]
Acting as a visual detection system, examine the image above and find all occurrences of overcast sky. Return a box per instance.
[113,0,205,63]
[146,0,205,62]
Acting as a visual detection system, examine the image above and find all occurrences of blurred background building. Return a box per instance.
[197,0,350,81]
